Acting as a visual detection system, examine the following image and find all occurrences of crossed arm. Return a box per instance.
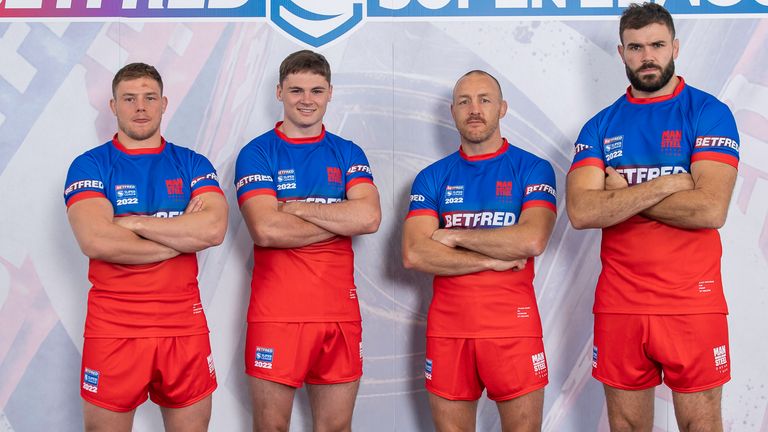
[401,207,555,276]
[67,191,228,264]
[239,182,381,249]
[566,160,735,230]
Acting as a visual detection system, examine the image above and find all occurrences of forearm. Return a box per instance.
[125,212,226,253]
[80,226,180,264]
[281,198,380,237]
[403,238,504,276]
[641,189,728,229]
[568,177,682,229]
[247,211,337,248]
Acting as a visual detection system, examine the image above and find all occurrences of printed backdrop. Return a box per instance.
[1,2,767,430]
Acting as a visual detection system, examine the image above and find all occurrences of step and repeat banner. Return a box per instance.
[1,1,767,431]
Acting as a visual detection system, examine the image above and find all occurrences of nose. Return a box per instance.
[135,97,146,111]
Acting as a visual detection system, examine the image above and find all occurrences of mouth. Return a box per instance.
[297,106,316,114]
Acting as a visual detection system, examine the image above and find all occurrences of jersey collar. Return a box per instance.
[274,121,326,144]
[460,138,510,162]
[625,76,685,105]
[111,134,166,155]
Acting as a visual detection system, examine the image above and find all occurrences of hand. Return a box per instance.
[488,258,527,272]
[604,166,628,190]
[185,196,204,214]
[431,229,457,248]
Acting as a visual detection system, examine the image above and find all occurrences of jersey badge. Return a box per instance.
[444,185,464,205]
[277,169,297,191]
[496,181,513,197]
[82,367,100,393]
[327,167,342,184]
[661,130,683,156]
[115,184,139,206]
[254,347,274,369]
[604,135,623,163]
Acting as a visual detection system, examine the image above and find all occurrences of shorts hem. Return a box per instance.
[305,373,362,386]
[246,371,302,388]
[152,382,217,409]
[666,376,731,394]
[425,385,480,402]
[81,393,145,413]
[490,381,548,402]
[593,374,660,391]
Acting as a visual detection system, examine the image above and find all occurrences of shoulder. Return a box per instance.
[324,130,359,150]
[70,140,113,167]
[238,130,279,157]
[416,151,461,179]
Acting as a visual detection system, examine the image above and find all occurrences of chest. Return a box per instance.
[105,156,189,216]
[273,145,346,202]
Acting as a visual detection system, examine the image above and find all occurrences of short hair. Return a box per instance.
[619,2,675,43]
[455,70,503,100]
[111,63,163,97]
[278,50,331,85]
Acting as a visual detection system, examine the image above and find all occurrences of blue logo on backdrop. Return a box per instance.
[270,1,364,47]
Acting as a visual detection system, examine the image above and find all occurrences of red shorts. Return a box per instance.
[245,321,362,388]
[80,334,217,412]
[593,314,731,393]
[425,337,548,402]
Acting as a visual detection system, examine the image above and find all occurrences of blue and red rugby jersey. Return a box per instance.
[234,122,375,323]
[407,139,557,338]
[64,135,223,338]
[570,78,740,315]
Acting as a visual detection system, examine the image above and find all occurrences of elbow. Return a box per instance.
[524,236,549,258]
[251,227,275,248]
[401,247,421,271]
[206,222,227,247]
[362,210,382,234]
[703,210,728,230]
[566,207,594,230]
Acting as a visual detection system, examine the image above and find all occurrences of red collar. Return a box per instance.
[111,134,166,154]
[626,76,685,104]
[459,139,509,161]
[274,121,326,144]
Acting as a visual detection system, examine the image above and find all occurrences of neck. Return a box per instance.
[460,135,504,157]
[631,75,680,99]
[116,130,163,149]
[278,120,323,139]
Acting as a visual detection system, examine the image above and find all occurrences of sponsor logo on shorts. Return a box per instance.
[207,354,216,376]
[532,352,547,378]
[713,345,728,372]
[592,346,598,369]
[425,358,433,380]
[359,342,363,360]
[83,368,100,393]
[255,347,274,369]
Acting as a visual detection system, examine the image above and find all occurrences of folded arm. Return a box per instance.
[114,191,228,253]
[402,215,525,276]
[639,160,737,229]
[67,197,180,264]
[280,183,381,237]
[566,165,694,229]
[240,194,337,248]
[430,207,556,261]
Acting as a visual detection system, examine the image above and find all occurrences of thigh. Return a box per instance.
[306,321,363,385]
[245,322,318,387]
[496,388,544,432]
[306,380,360,432]
[425,337,483,401]
[83,400,135,432]
[249,376,297,431]
[81,338,153,412]
[160,395,212,432]
[603,385,655,432]
[150,334,217,408]
[428,392,478,432]
[593,314,661,390]
[475,337,548,402]
[672,386,723,432]
[649,314,730,392]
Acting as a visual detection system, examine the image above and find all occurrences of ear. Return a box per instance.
[499,100,508,119]
[161,96,168,114]
[328,84,333,101]
[276,84,283,102]
[672,38,680,60]
[109,98,117,116]
[617,44,625,63]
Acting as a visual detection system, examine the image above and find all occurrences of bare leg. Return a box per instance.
[428,392,478,432]
[249,376,297,432]
[306,379,360,432]
[160,395,212,432]
[496,388,544,432]
[672,386,723,432]
[83,400,135,432]
[603,385,654,432]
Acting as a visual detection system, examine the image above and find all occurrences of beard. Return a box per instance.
[626,59,675,93]
[458,116,499,145]
[117,118,160,142]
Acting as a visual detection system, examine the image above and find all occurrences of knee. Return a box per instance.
[252,415,290,432]
[607,412,653,432]
[314,416,352,432]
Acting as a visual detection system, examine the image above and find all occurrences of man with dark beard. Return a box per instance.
[567,3,739,431]
[402,70,557,431]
